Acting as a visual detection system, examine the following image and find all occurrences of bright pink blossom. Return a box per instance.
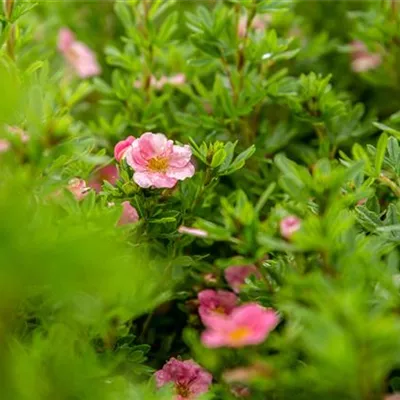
[67,178,90,201]
[117,201,139,226]
[178,226,208,238]
[0,139,10,153]
[155,358,212,400]
[201,303,279,348]
[198,289,237,325]
[350,41,381,73]
[224,265,261,293]
[280,216,301,239]
[125,132,195,189]
[58,28,101,78]
[88,165,119,192]
[114,136,135,162]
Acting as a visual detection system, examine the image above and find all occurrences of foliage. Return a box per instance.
[1,0,400,399]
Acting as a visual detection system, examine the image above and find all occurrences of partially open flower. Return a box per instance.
[178,226,208,238]
[224,265,261,293]
[350,40,381,73]
[125,132,195,189]
[201,303,279,348]
[238,14,271,37]
[280,216,301,239]
[198,289,238,325]
[67,178,90,201]
[88,165,119,192]
[114,136,135,162]
[134,73,186,90]
[58,28,101,78]
[7,126,29,143]
[0,139,10,153]
[117,201,139,226]
[155,358,212,400]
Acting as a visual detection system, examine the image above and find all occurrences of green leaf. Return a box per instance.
[375,133,388,175]
[211,148,227,168]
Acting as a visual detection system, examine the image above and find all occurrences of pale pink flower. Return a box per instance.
[223,363,272,383]
[201,303,279,348]
[280,216,301,239]
[88,165,119,192]
[238,14,271,37]
[0,139,10,153]
[155,358,212,400]
[114,136,135,162]
[198,289,238,325]
[385,395,400,400]
[58,28,101,78]
[134,74,186,90]
[224,265,261,293]
[125,132,195,189]
[117,201,139,226]
[67,178,90,201]
[178,226,208,238]
[167,73,186,86]
[7,126,29,143]
[350,40,381,73]
[203,273,217,284]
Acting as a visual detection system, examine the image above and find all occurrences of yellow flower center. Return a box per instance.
[148,156,169,172]
[229,327,250,343]
[176,384,190,398]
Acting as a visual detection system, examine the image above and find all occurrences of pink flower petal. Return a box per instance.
[133,171,177,189]
[118,201,139,225]
[167,163,195,180]
[155,358,212,399]
[58,28,75,52]
[114,136,135,162]
[178,226,208,238]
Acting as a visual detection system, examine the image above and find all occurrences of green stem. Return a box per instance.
[379,173,400,197]
[4,0,15,60]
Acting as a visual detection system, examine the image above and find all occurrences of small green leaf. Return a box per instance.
[211,148,227,168]
[375,133,388,175]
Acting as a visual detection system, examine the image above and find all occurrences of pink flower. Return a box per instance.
[155,358,212,400]
[58,28,101,78]
[198,289,238,325]
[125,132,195,189]
[203,273,217,284]
[88,165,119,192]
[7,126,29,143]
[238,14,271,37]
[178,226,208,238]
[117,201,139,226]
[67,178,90,201]
[134,74,186,90]
[280,216,301,239]
[114,136,135,162]
[201,303,279,348]
[350,41,381,73]
[0,139,10,153]
[385,395,400,400]
[167,73,186,86]
[224,265,261,293]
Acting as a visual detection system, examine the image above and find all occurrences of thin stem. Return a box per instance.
[4,0,15,60]
[379,173,400,197]
[221,55,238,104]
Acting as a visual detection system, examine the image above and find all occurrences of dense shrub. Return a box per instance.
[1,1,400,399]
